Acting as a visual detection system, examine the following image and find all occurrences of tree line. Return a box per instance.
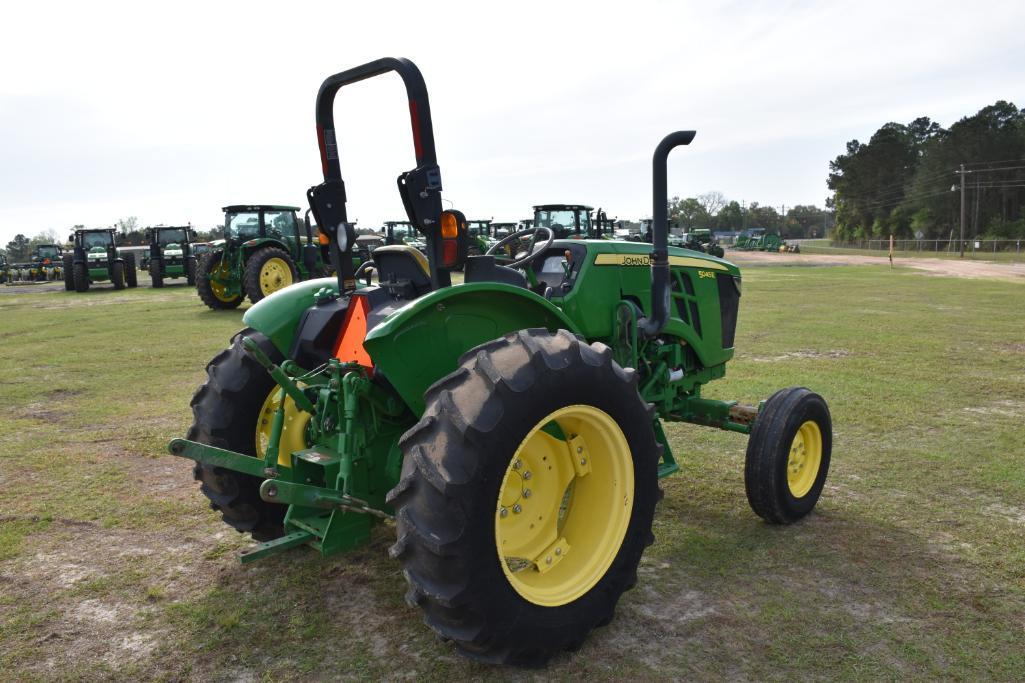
[828,101,1025,241]
[667,192,833,239]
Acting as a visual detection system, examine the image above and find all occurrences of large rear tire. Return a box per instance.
[388,329,660,666]
[188,330,288,540]
[745,387,832,524]
[196,252,243,310]
[243,247,297,304]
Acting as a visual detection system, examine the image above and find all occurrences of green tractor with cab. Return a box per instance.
[170,58,832,666]
[64,228,138,292]
[196,205,330,309]
[0,253,7,283]
[683,228,725,258]
[146,226,198,288]
[29,244,65,281]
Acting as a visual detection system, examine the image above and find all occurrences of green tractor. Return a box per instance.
[734,227,765,250]
[169,58,832,666]
[683,228,725,258]
[146,226,198,288]
[28,244,65,281]
[0,253,9,284]
[64,228,138,292]
[467,218,494,255]
[533,204,599,239]
[196,205,329,309]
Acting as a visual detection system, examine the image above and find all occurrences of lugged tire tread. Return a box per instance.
[388,329,660,666]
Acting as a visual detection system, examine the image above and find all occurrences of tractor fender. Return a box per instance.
[243,277,338,354]
[364,283,581,416]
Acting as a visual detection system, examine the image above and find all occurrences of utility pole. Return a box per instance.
[958,163,966,258]
[780,205,786,235]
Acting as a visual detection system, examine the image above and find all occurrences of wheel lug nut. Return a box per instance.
[513,504,522,514]
[523,489,532,498]
[500,508,508,518]
[580,458,587,466]
[546,556,552,565]
[523,471,532,480]
[512,459,521,470]
[576,447,583,454]
[555,547,562,556]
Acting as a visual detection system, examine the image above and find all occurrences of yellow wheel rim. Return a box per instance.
[209,260,238,303]
[259,258,293,296]
[495,405,634,607]
[255,387,311,467]
[786,420,822,498]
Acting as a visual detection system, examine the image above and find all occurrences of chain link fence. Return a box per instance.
[800,238,1024,262]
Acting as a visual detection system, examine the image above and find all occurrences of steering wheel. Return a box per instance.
[485,227,555,269]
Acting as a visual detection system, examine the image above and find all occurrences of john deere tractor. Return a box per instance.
[196,205,329,309]
[146,226,197,288]
[169,58,832,666]
[0,253,8,283]
[64,228,138,292]
[683,228,725,258]
[28,244,65,281]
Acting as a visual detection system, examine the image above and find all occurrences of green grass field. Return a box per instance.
[1,266,1024,681]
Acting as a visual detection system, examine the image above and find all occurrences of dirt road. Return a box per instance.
[727,249,1025,282]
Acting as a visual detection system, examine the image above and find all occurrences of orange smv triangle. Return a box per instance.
[333,294,374,373]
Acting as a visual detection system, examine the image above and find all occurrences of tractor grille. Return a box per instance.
[671,270,703,337]
[716,273,740,348]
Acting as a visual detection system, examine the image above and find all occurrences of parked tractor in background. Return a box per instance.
[683,228,725,258]
[146,226,197,288]
[64,228,138,292]
[467,218,494,255]
[29,244,65,281]
[733,227,763,250]
[0,253,9,283]
[170,58,832,667]
[196,205,330,310]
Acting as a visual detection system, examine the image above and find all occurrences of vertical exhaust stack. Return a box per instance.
[638,130,696,338]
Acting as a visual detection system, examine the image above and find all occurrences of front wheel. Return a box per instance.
[388,329,659,666]
[112,261,126,290]
[123,254,138,287]
[149,259,163,288]
[244,247,297,304]
[744,387,832,524]
[185,256,197,286]
[62,255,74,291]
[73,262,89,292]
[196,252,243,310]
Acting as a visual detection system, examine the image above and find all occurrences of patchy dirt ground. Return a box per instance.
[3,263,1025,681]
[728,249,1025,282]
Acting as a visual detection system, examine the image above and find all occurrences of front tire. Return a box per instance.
[149,258,164,288]
[388,329,659,666]
[744,387,832,524]
[123,254,138,287]
[73,262,89,292]
[196,252,243,310]
[62,255,74,291]
[188,330,288,540]
[185,256,197,286]
[244,247,297,304]
[112,261,126,290]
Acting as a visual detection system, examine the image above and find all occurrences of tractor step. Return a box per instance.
[239,530,314,564]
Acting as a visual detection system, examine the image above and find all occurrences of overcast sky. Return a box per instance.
[2,0,1023,244]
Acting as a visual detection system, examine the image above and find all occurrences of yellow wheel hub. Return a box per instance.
[209,260,238,303]
[259,258,293,296]
[495,405,634,607]
[786,420,822,498]
[255,387,310,467]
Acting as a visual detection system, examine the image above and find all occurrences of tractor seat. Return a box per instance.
[464,256,527,288]
[371,245,431,298]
